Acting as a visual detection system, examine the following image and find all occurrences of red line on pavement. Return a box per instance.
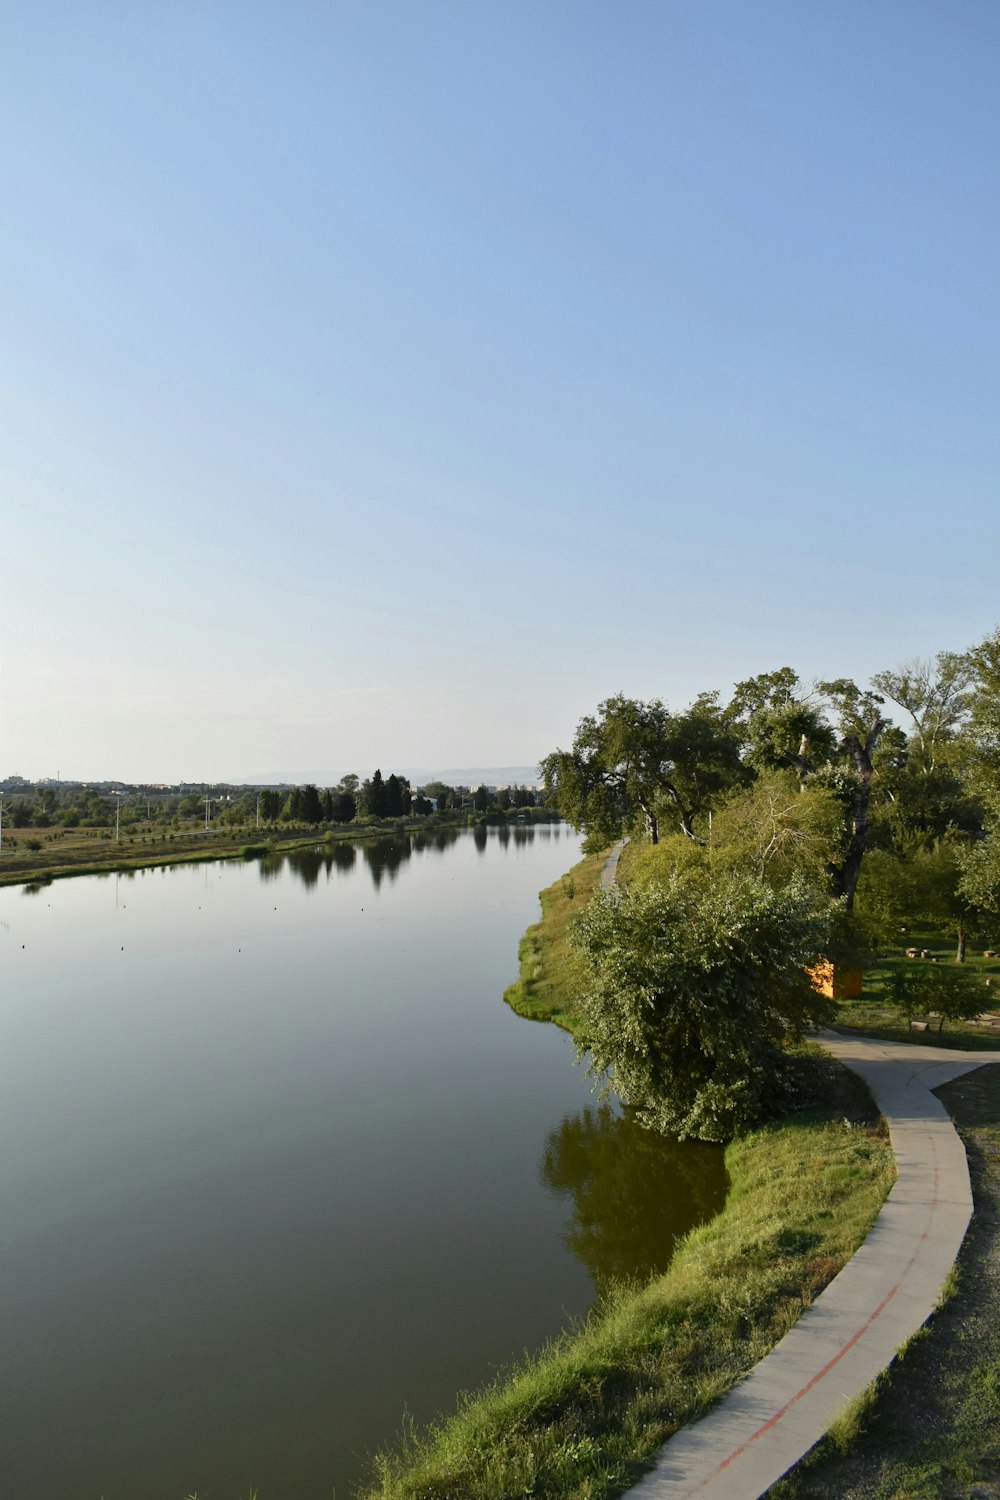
[672,1123,941,1498]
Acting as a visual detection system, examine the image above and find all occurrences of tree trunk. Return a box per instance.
[824,725,883,912]
[957,927,966,963]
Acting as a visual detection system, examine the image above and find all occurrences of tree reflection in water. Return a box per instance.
[254,826,482,890]
[541,1104,727,1295]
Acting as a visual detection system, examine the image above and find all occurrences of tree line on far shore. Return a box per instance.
[0,774,543,833]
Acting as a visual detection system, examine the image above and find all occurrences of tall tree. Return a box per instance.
[541,693,742,848]
[384,774,411,817]
[815,679,890,910]
[362,770,388,818]
[959,627,1000,916]
[872,654,973,776]
[728,669,834,783]
[300,784,324,824]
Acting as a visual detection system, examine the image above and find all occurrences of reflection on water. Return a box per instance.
[256,824,552,890]
[2,819,720,1500]
[541,1105,727,1294]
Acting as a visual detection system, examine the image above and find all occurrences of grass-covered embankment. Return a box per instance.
[0,812,489,889]
[767,1063,1000,1500]
[362,849,895,1500]
[503,848,609,1035]
[360,1054,893,1500]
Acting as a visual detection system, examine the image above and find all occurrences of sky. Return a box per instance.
[1,0,998,783]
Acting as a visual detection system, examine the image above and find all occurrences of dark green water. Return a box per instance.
[0,827,726,1499]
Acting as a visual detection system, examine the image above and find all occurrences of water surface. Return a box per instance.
[0,827,726,1498]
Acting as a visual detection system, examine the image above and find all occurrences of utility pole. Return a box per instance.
[204,796,212,832]
[111,789,123,842]
[0,795,5,851]
[256,791,262,829]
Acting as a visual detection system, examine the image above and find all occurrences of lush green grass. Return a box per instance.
[359,1053,893,1500]
[0,813,474,888]
[831,923,1000,1050]
[503,848,610,1036]
[766,1063,1000,1500]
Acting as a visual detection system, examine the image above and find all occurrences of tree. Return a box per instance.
[963,627,1000,816]
[473,785,490,813]
[814,679,890,910]
[573,872,831,1142]
[881,962,986,1031]
[957,628,1000,919]
[300,784,324,824]
[541,693,743,849]
[283,786,305,822]
[361,770,387,818]
[728,668,834,782]
[872,654,973,776]
[385,774,410,817]
[258,788,283,821]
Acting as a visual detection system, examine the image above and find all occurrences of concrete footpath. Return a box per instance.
[625,1031,1000,1500]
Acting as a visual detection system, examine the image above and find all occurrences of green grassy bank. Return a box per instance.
[360,852,895,1500]
[0,812,538,889]
[360,1057,893,1500]
[503,848,609,1035]
[767,1064,1000,1500]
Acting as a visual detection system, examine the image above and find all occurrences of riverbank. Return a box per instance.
[0,810,561,888]
[503,847,608,1034]
[359,855,895,1500]
[767,1062,1000,1500]
[361,1055,893,1500]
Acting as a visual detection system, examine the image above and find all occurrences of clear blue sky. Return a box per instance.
[2,1,997,782]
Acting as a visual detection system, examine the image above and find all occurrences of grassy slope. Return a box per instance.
[766,1064,1000,1500]
[361,847,895,1500]
[0,815,471,888]
[360,1059,893,1500]
[503,847,609,1036]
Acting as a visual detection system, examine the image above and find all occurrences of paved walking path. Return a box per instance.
[601,837,628,890]
[626,1031,1000,1500]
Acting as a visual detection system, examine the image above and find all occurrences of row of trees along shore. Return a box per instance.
[542,628,1000,1142]
[0,775,543,832]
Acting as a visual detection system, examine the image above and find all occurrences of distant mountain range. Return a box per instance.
[238,765,543,788]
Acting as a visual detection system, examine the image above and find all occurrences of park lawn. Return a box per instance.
[766,1063,1000,1500]
[832,924,1000,1050]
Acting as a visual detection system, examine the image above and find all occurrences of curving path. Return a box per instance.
[625,1030,1000,1500]
[601,837,629,891]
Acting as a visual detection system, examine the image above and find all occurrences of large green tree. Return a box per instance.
[959,627,1000,915]
[541,693,742,848]
[573,871,830,1141]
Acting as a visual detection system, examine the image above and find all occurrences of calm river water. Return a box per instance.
[0,826,726,1499]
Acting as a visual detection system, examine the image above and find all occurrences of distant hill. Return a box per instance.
[235,764,543,788]
[405,765,543,788]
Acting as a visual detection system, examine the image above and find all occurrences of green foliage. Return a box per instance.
[960,833,1000,916]
[708,769,847,889]
[541,692,743,849]
[879,962,986,1028]
[573,872,833,1141]
[728,668,834,779]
